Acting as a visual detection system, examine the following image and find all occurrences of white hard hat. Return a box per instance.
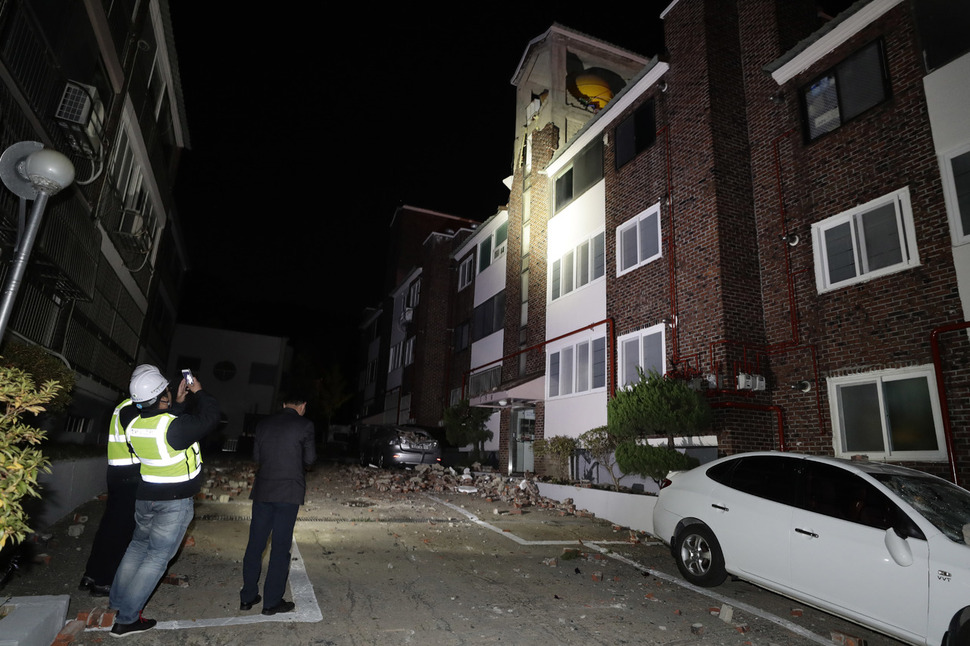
[129,366,168,404]
[131,364,154,380]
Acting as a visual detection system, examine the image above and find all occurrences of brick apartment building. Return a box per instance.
[358,0,970,485]
[0,1,189,441]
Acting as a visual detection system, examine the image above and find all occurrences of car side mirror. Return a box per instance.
[884,527,913,567]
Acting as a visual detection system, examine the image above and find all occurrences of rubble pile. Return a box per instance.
[197,462,256,502]
[349,463,593,518]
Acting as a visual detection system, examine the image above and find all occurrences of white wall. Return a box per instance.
[169,324,288,439]
[924,52,970,320]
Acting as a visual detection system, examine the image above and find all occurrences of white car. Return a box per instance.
[652,452,970,646]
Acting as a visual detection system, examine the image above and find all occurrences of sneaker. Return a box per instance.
[261,600,295,616]
[110,616,156,637]
[239,593,261,611]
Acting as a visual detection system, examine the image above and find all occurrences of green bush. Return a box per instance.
[608,368,710,448]
[533,435,576,480]
[615,441,698,485]
[0,362,61,548]
[442,400,494,462]
[1,341,74,413]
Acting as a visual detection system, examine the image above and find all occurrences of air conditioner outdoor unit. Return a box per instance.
[54,81,105,158]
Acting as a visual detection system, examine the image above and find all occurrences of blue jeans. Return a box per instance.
[241,501,299,608]
[109,498,194,624]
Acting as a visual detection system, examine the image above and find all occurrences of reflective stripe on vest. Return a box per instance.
[125,413,202,484]
[107,398,140,466]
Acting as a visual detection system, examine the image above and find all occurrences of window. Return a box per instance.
[548,337,607,398]
[914,0,970,72]
[458,255,474,290]
[454,321,470,351]
[468,365,501,397]
[812,187,918,291]
[941,144,970,245]
[389,342,402,371]
[406,278,421,308]
[801,40,889,141]
[616,203,662,276]
[551,232,605,300]
[403,337,415,366]
[615,100,656,168]
[829,366,946,461]
[472,291,505,342]
[618,324,665,388]
[555,138,603,212]
[478,219,509,273]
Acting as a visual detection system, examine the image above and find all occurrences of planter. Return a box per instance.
[0,595,70,646]
[21,456,106,532]
[536,482,658,536]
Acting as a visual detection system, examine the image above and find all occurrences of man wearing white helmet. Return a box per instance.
[107,365,220,638]
[78,365,152,597]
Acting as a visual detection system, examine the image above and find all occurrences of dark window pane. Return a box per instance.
[640,211,660,261]
[914,0,970,71]
[805,74,840,139]
[885,377,938,452]
[549,352,560,397]
[952,151,970,236]
[551,259,561,300]
[592,337,606,388]
[839,382,883,451]
[837,42,886,121]
[727,456,796,505]
[860,203,902,271]
[592,233,605,279]
[555,169,573,209]
[825,221,857,284]
[621,224,638,271]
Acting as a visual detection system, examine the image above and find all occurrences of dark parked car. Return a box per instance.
[359,425,441,468]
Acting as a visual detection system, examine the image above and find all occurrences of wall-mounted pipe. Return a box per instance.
[711,400,787,452]
[930,320,969,486]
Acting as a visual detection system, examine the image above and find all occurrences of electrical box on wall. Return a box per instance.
[736,373,766,391]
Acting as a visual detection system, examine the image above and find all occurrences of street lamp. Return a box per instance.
[0,141,75,340]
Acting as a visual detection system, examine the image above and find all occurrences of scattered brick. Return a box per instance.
[162,573,189,587]
[53,619,85,645]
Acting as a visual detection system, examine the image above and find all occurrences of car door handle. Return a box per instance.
[795,527,818,538]
[711,503,729,512]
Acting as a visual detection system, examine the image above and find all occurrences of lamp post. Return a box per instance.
[0,141,75,341]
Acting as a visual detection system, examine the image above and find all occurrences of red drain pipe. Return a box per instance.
[711,400,787,452]
[930,321,969,486]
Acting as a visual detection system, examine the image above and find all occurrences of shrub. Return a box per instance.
[615,441,698,486]
[608,368,711,448]
[442,399,494,462]
[0,362,61,548]
[0,341,73,413]
[578,426,624,491]
[533,435,576,480]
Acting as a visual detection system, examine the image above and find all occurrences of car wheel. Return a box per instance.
[946,607,970,646]
[674,524,727,587]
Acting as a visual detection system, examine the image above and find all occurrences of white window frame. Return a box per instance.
[403,337,415,366]
[388,342,402,372]
[458,255,474,290]
[616,202,662,277]
[406,279,421,308]
[811,187,919,292]
[551,231,606,301]
[617,324,666,388]
[828,365,946,462]
[940,142,970,246]
[547,336,608,399]
[478,219,509,274]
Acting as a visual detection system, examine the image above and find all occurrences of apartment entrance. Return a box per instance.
[509,407,535,474]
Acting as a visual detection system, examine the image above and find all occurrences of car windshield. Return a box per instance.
[874,473,970,544]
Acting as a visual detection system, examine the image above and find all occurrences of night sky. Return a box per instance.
[169,5,666,370]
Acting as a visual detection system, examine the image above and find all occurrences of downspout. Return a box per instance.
[710,400,786,452]
[930,321,969,486]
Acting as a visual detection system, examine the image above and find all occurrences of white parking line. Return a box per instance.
[92,539,322,633]
[429,494,834,646]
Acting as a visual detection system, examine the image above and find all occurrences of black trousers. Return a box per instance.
[240,500,299,608]
[83,464,140,586]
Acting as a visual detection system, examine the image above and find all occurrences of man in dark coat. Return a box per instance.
[239,392,316,615]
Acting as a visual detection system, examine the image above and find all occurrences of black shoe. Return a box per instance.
[78,575,95,591]
[239,594,261,611]
[261,600,295,616]
[110,616,156,637]
[90,583,111,597]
